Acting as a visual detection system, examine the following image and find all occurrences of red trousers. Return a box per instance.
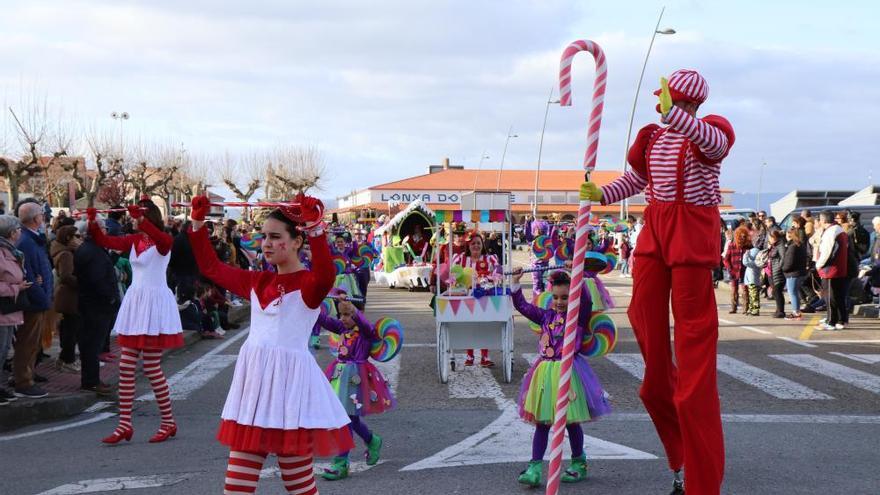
[628,203,724,495]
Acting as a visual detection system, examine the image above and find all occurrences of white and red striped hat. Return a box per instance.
[653,69,709,104]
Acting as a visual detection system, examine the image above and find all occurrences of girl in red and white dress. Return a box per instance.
[451,230,499,367]
[86,199,184,444]
[187,195,353,495]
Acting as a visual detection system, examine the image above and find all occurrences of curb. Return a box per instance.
[0,304,250,433]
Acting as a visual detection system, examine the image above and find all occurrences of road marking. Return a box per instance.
[607,413,880,424]
[0,412,116,443]
[34,474,194,494]
[606,353,645,381]
[403,343,437,348]
[260,460,383,479]
[374,357,400,395]
[799,317,820,340]
[829,353,880,365]
[448,363,505,405]
[137,328,249,401]
[776,336,817,348]
[716,355,832,400]
[810,340,880,344]
[771,354,880,395]
[740,325,773,335]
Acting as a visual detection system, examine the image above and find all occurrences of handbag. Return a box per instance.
[0,289,31,314]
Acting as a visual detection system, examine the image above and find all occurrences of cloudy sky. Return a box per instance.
[0,0,877,200]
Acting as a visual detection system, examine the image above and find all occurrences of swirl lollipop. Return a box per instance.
[532,235,553,262]
[350,255,365,269]
[370,317,403,362]
[554,240,573,264]
[583,251,608,274]
[357,244,377,263]
[600,253,618,274]
[320,298,337,319]
[331,255,347,275]
[528,291,555,334]
[240,233,263,251]
[580,312,617,357]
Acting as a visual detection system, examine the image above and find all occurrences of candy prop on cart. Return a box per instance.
[331,255,348,275]
[547,39,607,495]
[450,265,476,289]
[369,317,404,362]
[531,235,554,262]
[580,312,617,357]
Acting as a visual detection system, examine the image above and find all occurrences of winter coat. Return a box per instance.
[0,241,26,325]
[16,227,53,311]
[743,247,762,285]
[817,224,849,279]
[782,242,807,278]
[74,238,120,313]
[768,242,786,286]
[50,233,80,315]
[723,245,746,282]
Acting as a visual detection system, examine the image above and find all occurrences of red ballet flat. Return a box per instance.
[102,426,133,444]
[149,423,177,443]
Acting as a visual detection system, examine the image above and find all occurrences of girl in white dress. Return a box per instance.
[187,195,352,495]
[87,200,183,444]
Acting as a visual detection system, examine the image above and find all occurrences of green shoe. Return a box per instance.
[309,335,321,349]
[365,433,383,465]
[561,454,588,483]
[517,460,542,487]
[321,456,349,481]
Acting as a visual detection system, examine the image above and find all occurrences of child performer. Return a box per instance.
[316,296,394,481]
[510,269,611,487]
[451,230,499,367]
[187,195,353,495]
[86,200,184,444]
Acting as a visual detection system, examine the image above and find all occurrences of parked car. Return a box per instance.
[780,205,880,232]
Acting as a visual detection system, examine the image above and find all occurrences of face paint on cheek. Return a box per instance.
[278,242,287,250]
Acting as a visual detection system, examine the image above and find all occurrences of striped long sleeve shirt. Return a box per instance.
[601,106,733,206]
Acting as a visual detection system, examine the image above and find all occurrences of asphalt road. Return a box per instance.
[2,273,879,495]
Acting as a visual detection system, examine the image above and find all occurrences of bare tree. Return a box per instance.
[66,126,122,207]
[221,151,264,220]
[264,145,325,200]
[123,140,179,201]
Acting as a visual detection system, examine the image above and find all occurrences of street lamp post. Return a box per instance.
[473,151,490,191]
[110,111,130,160]
[620,7,675,219]
[495,125,518,191]
[757,160,767,211]
[533,86,561,217]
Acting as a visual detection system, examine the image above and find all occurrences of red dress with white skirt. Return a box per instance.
[89,220,183,349]
[188,226,354,456]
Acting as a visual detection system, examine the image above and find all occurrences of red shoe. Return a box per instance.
[149,423,177,443]
[464,356,475,366]
[480,358,495,368]
[102,425,133,444]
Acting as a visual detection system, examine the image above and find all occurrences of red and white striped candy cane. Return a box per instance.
[545,39,607,495]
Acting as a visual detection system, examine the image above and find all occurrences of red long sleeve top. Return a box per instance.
[88,219,173,256]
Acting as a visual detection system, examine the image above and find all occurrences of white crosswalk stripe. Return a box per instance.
[605,353,645,381]
[770,354,880,395]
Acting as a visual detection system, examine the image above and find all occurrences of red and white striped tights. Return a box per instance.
[110,347,175,436]
[224,450,318,494]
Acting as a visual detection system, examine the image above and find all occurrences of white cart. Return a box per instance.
[434,192,515,383]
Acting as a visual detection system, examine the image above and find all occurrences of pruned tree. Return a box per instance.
[221,151,263,221]
[69,126,124,207]
[264,145,325,200]
[124,140,180,201]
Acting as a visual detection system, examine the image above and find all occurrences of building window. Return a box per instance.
[550,194,566,203]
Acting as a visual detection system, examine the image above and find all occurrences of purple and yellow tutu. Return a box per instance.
[325,360,396,416]
[518,355,611,424]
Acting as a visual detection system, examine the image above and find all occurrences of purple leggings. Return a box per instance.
[341,415,373,459]
[532,423,584,461]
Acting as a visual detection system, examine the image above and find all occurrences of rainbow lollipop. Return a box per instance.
[331,255,347,275]
[328,332,342,357]
[528,291,555,334]
[532,235,553,262]
[583,251,608,274]
[554,240,573,264]
[370,317,403,362]
[240,233,263,251]
[357,244,377,263]
[320,298,337,319]
[350,255,366,269]
[580,312,617,357]
[600,253,618,274]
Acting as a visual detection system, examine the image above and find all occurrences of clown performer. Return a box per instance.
[86,200,184,445]
[316,296,395,481]
[579,70,734,494]
[187,195,353,495]
[451,230,500,367]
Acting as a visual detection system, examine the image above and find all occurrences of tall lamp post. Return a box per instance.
[495,125,518,191]
[473,151,490,191]
[757,160,767,211]
[621,7,675,218]
[533,87,561,217]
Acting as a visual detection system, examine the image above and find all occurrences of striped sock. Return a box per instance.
[142,350,175,429]
[278,455,318,495]
[114,347,139,433]
[224,451,266,494]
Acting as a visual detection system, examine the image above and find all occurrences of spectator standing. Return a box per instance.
[801,210,815,238]
[743,244,762,316]
[12,202,54,398]
[767,230,787,318]
[73,220,117,396]
[723,227,751,314]
[837,211,862,314]
[105,207,125,237]
[0,215,29,405]
[815,211,849,330]
[50,225,83,373]
[782,227,808,320]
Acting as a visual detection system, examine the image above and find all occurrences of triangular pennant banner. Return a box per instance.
[478,297,490,311]
[437,298,449,314]
[463,298,476,314]
[480,210,490,223]
[490,296,503,312]
[449,299,462,315]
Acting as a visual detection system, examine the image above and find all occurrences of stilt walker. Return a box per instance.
[582,69,735,494]
[87,200,184,444]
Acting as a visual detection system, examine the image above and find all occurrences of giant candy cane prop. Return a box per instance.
[545,39,607,495]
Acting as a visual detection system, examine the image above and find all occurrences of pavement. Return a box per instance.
[1,267,878,495]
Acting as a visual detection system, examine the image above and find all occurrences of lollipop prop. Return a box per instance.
[546,39,607,495]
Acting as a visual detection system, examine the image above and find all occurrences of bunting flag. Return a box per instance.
[478,297,490,311]
[435,211,447,223]
[437,298,449,314]
[449,299,462,315]
[434,210,508,224]
[453,210,463,222]
[463,298,476,313]
[489,295,503,312]
[491,210,506,222]
[479,210,490,223]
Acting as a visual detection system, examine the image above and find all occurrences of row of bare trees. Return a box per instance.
[0,94,326,215]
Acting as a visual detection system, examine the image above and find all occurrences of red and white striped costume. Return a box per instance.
[451,253,499,278]
[601,69,735,495]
